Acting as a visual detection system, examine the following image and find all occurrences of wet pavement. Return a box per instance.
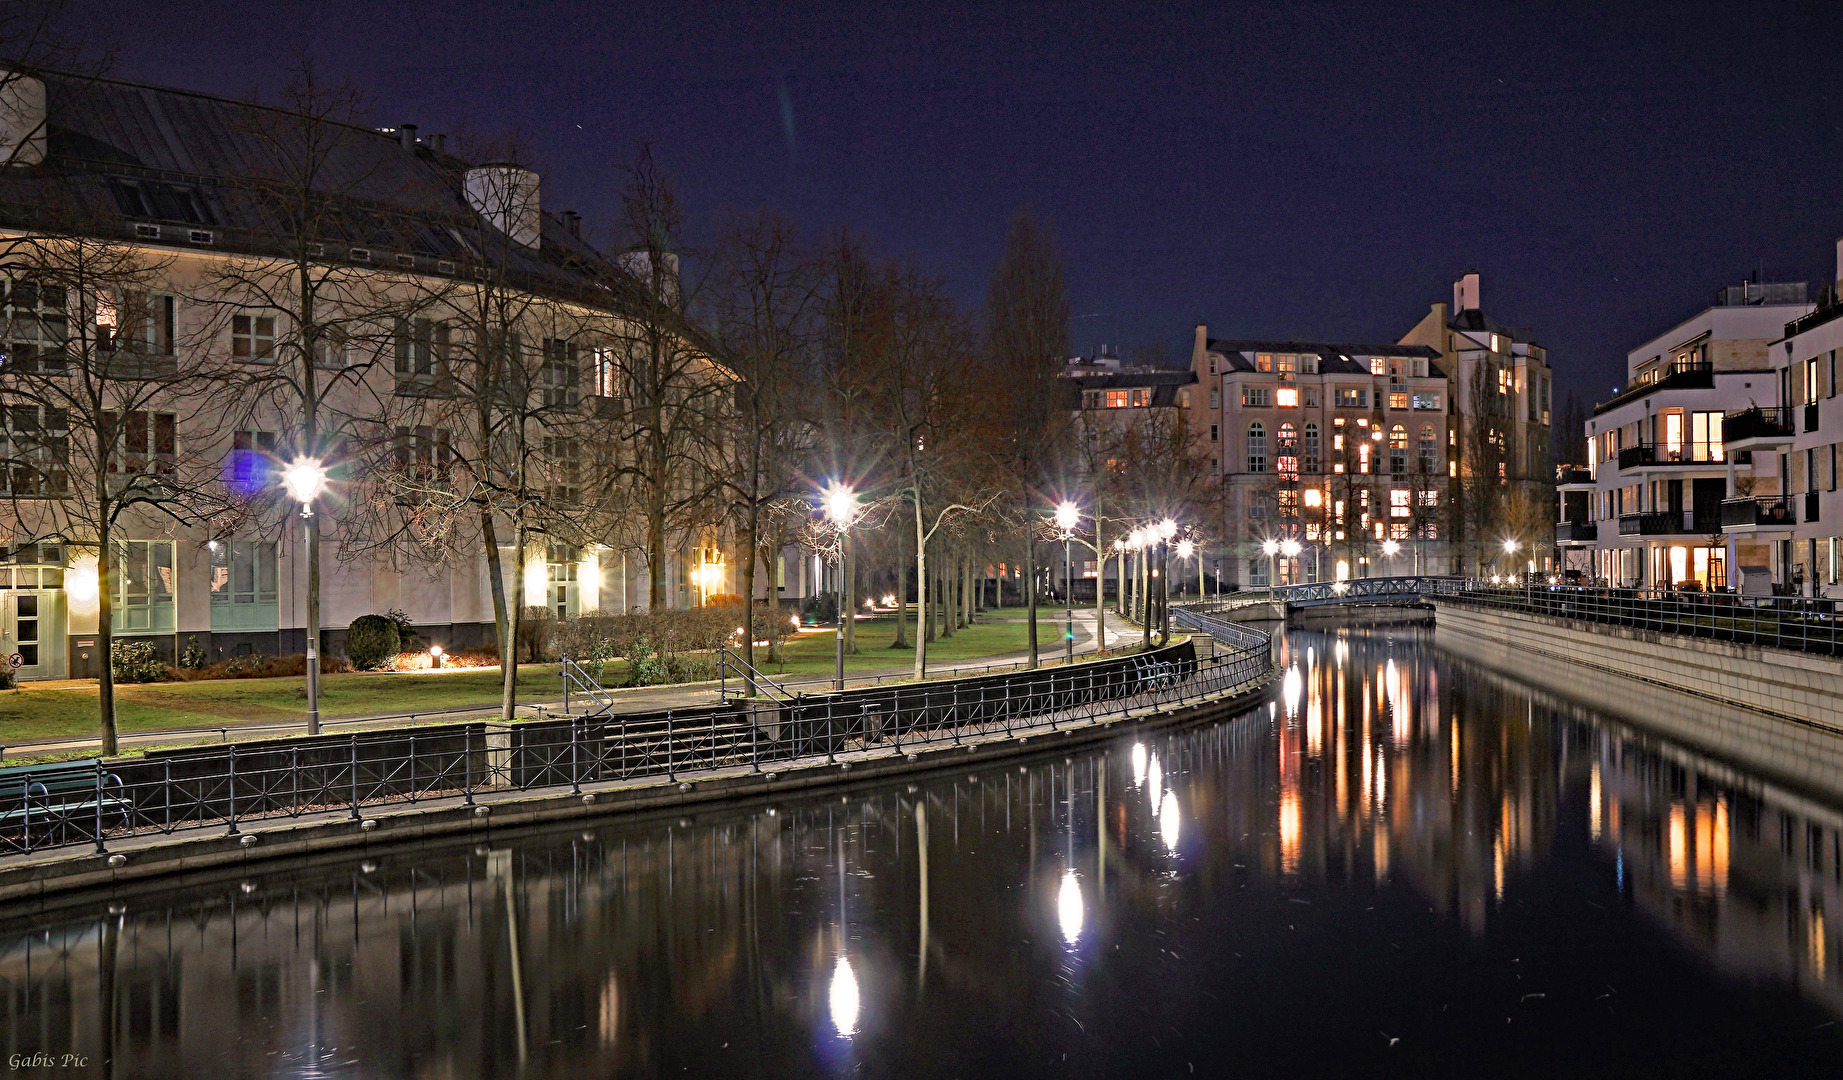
[3,625,1840,1077]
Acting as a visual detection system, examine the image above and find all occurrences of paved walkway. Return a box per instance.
[11,609,1116,759]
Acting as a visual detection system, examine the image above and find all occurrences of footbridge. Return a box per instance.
[1185,575,1467,617]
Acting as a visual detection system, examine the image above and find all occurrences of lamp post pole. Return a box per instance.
[283,459,329,737]
[822,483,858,692]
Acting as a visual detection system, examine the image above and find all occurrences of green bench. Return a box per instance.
[0,761,130,828]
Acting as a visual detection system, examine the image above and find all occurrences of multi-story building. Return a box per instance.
[1058,345,1197,599]
[0,71,814,679]
[1398,272,1555,561]
[1747,247,1843,597]
[1190,329,1450,585]
[1563,280,1809,590]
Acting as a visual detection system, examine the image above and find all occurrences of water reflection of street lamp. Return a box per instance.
[830,955,860,1038]
[822,483,858,690]
[282,458,328,736]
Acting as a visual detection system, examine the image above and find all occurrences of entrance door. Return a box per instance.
[4,591,65,679]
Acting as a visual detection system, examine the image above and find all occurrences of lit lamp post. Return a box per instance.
[1176,539,1195,601]
[822,483,858,691]
[1502,538,1520,582]
[1380,538,1401,577]
[282,458,328,736]
[1280,538,1301,594]
[1261,538,1280,601]
[1157,518,1177,643]
[1055,500,1079,664]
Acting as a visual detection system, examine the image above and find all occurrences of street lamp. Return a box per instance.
[1381,538,1401,577]
[1176,539,1195,601]
[283,458,328,736]
[1261,538,1280,600]
[822,483,857,690]
[1055,501,1079,664]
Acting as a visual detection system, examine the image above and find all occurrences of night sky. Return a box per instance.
[64,0,1843,404]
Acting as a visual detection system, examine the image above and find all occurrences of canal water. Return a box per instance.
[4,626,1842,1078]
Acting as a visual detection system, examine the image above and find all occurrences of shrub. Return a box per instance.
[179,635,209,670]
[0,665,15,691]
[518,605,553,663]
[346,614,401,670]
[382,608,420,652]
[111,639,165,684]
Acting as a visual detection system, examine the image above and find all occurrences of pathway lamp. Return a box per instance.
[822,482,858,690]
[1381,538,1401,576]
[282,458,328,736]
[1279,539,1302,601]
[1055,501,1079,663]
[1177,539,1195,601]
[1261,538,1280,602]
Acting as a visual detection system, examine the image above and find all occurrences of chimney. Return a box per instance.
[430,133,446,154]
[562,210,581,238]
[1453,271,1480,313]
[1834,237,1843,293]
[398,124,418,152]
[1192,323,1208,370]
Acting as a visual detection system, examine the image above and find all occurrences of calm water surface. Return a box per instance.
[4,627,1842,1078]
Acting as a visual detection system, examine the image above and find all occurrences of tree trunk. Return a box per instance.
[741,516,758,695]
[941,549,956,638]
[1094,521,1107,652]
[912,497,928,682]
[481,511,515,724]
[923,538,936,644]
[96,527,117,756]
[1025,530,1039,669]
[892,550,909,648]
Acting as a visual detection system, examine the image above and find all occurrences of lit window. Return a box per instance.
[1276,387,1298,408]
[1390,489,1410,517]
[1370,357,1386,375]
[1256,353,1274,372]
[1303,488,1323,508]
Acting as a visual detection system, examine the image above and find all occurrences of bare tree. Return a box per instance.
[985,208,1071,668]
[0,234,235,752]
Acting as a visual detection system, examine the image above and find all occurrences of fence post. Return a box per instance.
[464,724,475,805]
[666,711,676,780]
[571,717,581,794]
[826,699,836,764]
[409,733,417,801]
[750,704,760,772]
[92,766,107,855]
[225,745,240,836]
[951,684,961,744]
[349,734,361,820]
[291,746,300,816]
[563,657,571,714]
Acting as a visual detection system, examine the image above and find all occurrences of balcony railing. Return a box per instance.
[1722,406,1794,444]
[1720,497,1795,528]
[1593,360,1714,415]
[1617,510,1720,536]
[1556,466,1593,486]
[1616,441,1724,469]
[1555,520,1598,543]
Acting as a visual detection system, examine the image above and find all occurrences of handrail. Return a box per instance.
[0,628,1276,860]
[716,647,797,705]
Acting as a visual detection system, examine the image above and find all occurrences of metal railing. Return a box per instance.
[1436,583,1843,657]
[1186,575,1466,612]
[0,630,1274,860]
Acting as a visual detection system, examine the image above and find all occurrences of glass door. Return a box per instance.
[5,590,64,679]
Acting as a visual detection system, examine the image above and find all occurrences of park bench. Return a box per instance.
[0,760,130,834]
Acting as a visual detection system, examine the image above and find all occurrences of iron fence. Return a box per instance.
[1436,583,1843,656]
[0,629,1274,860]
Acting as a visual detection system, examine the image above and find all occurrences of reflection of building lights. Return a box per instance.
[829,956,859,1038]
[1148,752,1162,809]
[1282,666,1302,716]
[1131,743,1147,788]
[1159,791,1180,851]
[1058,870,1083,945]
[1279,790,1301,874]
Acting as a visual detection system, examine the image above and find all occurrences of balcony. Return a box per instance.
[1555,520,1598,544]
[1592,360,1713,416]
[1556,466,1594,488]
[1722,406,1795,448]
[1615,441,1724,470]
[1720,497,1795,529]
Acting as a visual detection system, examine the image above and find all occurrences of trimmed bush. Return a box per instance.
[111,639,165,683]
[346,614,401,670]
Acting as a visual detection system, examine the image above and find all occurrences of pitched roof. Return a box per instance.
[0,71,622,308]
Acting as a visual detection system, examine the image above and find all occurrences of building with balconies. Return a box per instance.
[1572,280,1810,590]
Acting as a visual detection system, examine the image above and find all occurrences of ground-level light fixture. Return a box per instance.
[430,643,443,669]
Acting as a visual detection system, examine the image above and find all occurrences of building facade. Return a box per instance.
[1191,330,1451,586]
[1560,280,1810,591]
[0,72,816,680]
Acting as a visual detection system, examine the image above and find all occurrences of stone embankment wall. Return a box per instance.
[1431,598,1843,797]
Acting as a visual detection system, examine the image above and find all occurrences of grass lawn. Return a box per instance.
[753,614,1070,679]
[0,611,1071,746]
[0,663,576,744]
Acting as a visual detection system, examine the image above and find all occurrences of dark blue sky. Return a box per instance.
[71,0,1843,403]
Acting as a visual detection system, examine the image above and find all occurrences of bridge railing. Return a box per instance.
[1185,575,1469,614]
[0,625,1275,860]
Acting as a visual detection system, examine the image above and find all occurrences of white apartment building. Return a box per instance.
[1563,280,1810,591]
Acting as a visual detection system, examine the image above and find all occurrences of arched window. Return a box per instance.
[1247,422,1267,473]
[1302,422,1320,473]
[1277,423,1297,478]
[1419,424,1437,473]
[1389,425,1407,474]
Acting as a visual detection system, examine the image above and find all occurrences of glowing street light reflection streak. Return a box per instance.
[1058,870,1084,945]
[829,956,860,1038]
